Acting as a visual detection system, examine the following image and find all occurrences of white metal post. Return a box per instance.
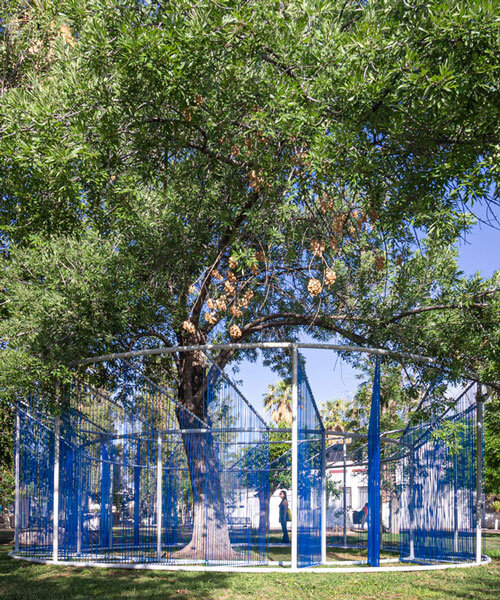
[52,416,60,562]
[343,438,347,547]
[156,431,163,561]
[475,391,484,564]
[14,406,21,553]
[321,430,326,564]
[291,345,299,570]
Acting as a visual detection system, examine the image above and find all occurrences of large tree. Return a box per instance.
[1,0,499,558]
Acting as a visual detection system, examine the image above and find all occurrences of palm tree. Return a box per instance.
[321,398,350,433]
[263,380,292,425]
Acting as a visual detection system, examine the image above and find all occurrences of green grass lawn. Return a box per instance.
[1,531,499,600]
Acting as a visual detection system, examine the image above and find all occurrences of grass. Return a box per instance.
[0,531,499,600]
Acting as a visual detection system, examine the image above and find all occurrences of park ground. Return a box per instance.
[0,531,499,600]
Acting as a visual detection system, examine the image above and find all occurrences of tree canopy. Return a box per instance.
[1,0,499,401]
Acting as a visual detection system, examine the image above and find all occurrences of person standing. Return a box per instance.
[361,502,369,530]
[279,490,290,544]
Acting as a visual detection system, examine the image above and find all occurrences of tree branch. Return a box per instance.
[126,330,181,372]
[213,311,367,372]
[190,191,262,324]
[385,303,489,325]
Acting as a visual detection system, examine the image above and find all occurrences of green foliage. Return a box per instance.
[233,421,291,500]
[430,420,467,456]
[0,0,499,408]
[0,533,500,598]
[0,402,14,508]
[0,466,14,509]
[320,398,354,433]
[264,381,292,425]
[326,478,341,505]
[266,423,292,494]
[349,360,426,433]
[484,393,500,495]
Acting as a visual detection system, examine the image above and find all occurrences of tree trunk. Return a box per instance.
[174,410,239,560]
[257,488,270,535]
[173,350,240,561]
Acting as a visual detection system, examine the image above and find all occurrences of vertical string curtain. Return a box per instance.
[367,358,381,567]
[14,352,480,568]
[15,356,270,566]
[399,385,478,563]
[296,355,325,568]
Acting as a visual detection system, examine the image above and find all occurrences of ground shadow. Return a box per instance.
[0,538,232,600]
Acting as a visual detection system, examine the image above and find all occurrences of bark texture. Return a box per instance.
[173,350,240,561]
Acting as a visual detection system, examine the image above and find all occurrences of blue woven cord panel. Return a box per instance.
[15,357,270,566]
[297,356,324,568]
[399,386,478,564]
[367,358,381,567]
[99,442,111,548]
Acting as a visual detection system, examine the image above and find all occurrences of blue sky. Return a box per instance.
[234,208,500,419]
[456,212,499,279]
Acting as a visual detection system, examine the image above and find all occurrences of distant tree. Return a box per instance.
[321,398,353,433]
[350,360,442,434]
[235,421,291,534]
[264,381,292,426]
[484,393,500,496]
[0,405,14,510]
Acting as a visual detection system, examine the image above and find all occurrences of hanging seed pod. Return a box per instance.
[311,239,325,258]
[205,312,217,325]
[182,320,196,334]
[224,281,236,295]
[230,324,242,339]
[215,297,227,311]
[307,278,322,296]
[230,305,243,318]
[324,268,337,287]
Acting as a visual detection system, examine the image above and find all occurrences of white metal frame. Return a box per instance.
[11,342,489,574]
[9,551,491,573]
[14,406,20,554]
[52,416,60,562]
[453,453,459,554]
[156,431,163,561]
[408,445,415,561]
[476,391,484,565]
[321,430,327,564]
[77,341,439,368]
